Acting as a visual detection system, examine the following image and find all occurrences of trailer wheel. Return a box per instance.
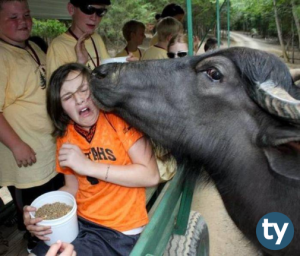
[164,211,209,256]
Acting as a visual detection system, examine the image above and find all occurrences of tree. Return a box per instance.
[273,0,289,61]
[291,0,300,50]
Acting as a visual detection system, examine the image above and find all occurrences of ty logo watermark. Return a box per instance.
[256,212,294,250]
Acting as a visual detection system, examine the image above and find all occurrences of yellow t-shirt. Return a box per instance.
[141,45,168,60]
[46,32,110,81]
[0,41,56,189]
[56,113,147,232]
[149,33,158,46]
[116,47,144,60]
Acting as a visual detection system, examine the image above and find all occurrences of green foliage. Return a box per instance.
[99,0,156,49]
[99,0,219,48]
[31,18,67,40]
[146,0,170,15]
[30,0,299,50]
[191,0,216,37]
[30,0,222,50]
[230,0,299,39]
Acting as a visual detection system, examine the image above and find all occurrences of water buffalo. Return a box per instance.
[90,47,300,256]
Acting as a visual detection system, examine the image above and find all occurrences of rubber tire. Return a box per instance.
[164,211,209,256]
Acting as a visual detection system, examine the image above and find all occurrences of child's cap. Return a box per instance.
[70,0,111,6]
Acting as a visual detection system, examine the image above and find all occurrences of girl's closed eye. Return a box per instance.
[62,95,72,101]
[80,86,89,92]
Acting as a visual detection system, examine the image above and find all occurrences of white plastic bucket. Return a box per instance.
[30,191,79,246]
[101,57,128,65]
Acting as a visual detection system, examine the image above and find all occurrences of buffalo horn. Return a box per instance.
[250,80,300,124]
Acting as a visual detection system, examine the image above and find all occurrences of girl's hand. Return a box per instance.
[46,241,76,256]
[12,141,36,167]
[23,205,52,241]
[58,143,89,176]
[75,33,90,64]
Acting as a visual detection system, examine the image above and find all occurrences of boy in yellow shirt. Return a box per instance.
[116,20,146,60]
[0,0,63,251]
[46,0,111,80]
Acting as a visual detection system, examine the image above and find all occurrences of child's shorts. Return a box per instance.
[31,217,140,256]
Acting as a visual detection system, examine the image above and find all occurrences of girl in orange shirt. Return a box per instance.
[24,63,160,256]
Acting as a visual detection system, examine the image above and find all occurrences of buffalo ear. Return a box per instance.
[257,126,300,187]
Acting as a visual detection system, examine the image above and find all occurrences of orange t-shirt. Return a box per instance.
[56,113,148,232]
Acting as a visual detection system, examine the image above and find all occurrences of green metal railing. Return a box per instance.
[196,0,231,51]
[130,167,195,256]
[186,0,194,56]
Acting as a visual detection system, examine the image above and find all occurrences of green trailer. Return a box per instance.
[131,166,209,256]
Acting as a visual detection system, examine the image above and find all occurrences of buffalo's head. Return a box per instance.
[90,47,300,186]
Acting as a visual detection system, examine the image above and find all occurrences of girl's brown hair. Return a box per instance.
[47,63,91,138]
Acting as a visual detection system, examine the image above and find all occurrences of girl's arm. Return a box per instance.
[59,174,78,196]
[0,113,36,167]
[58,137,160,187]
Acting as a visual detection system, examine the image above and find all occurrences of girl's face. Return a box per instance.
[0,1,32,47]
[60,71,99,131]
[168,42,188,58]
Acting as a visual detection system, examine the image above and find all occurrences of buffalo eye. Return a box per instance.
[206,68,223,81]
